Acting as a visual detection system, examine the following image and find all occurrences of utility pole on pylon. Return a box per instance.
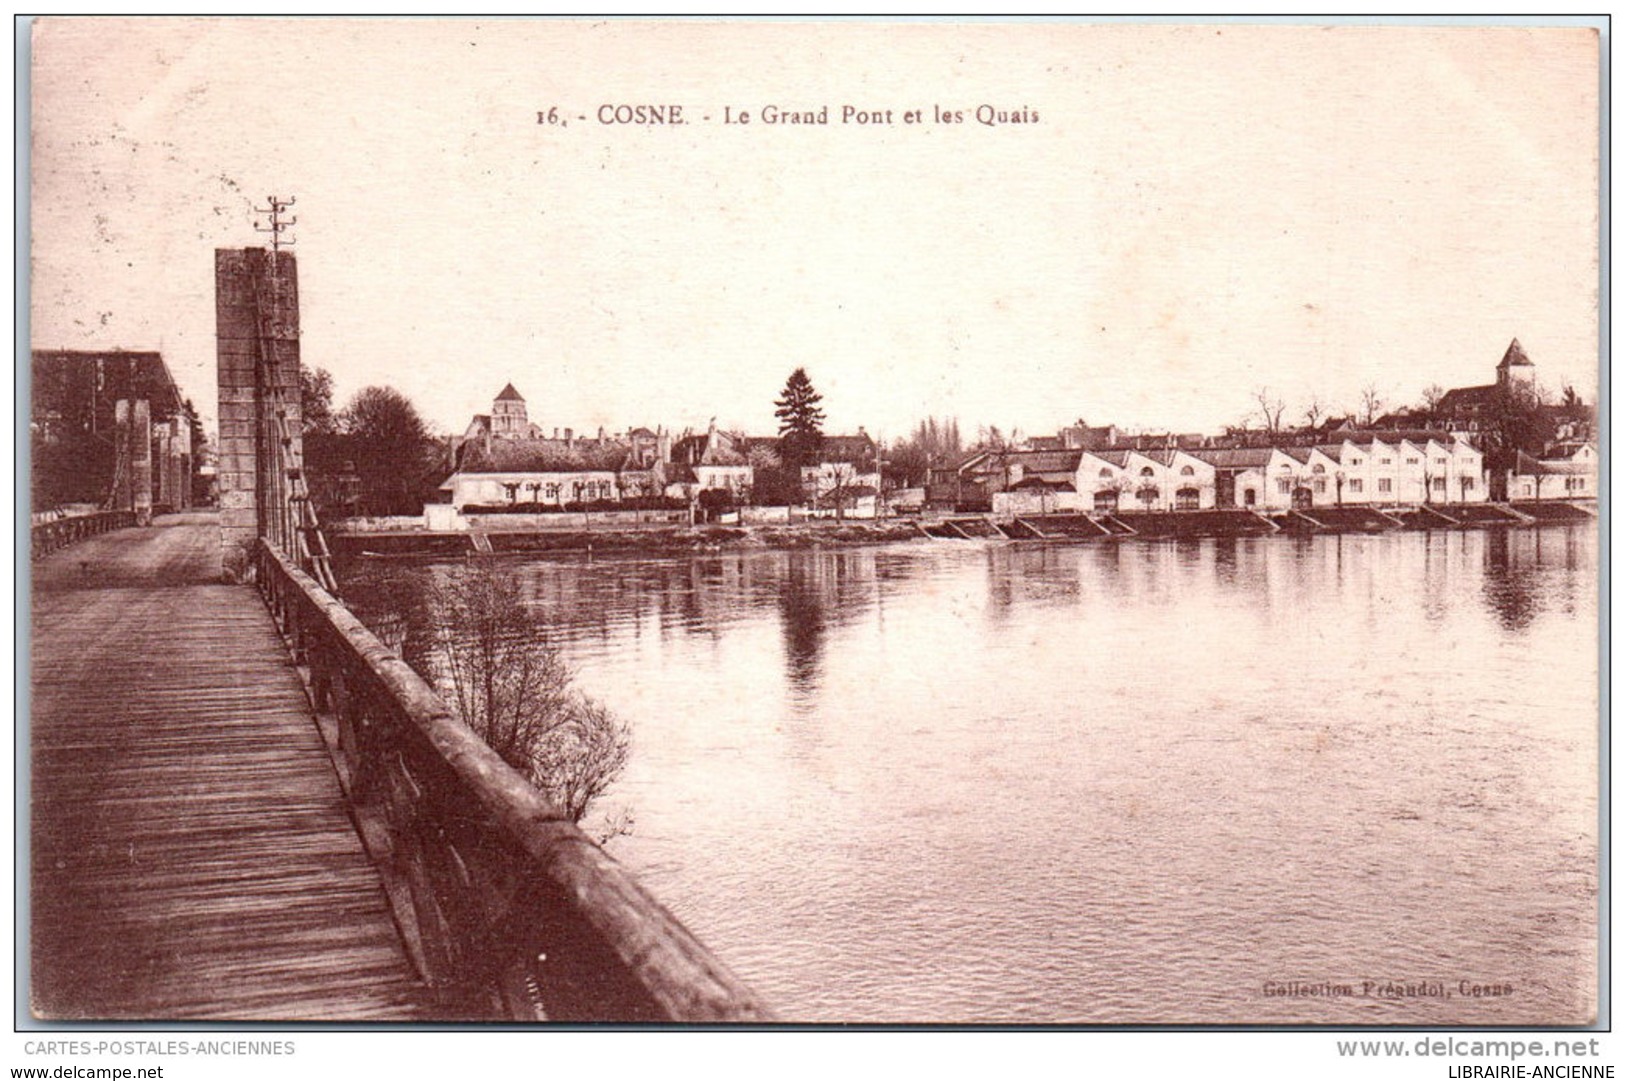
[253,195,297,252]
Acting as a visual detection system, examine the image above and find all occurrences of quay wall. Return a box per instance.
[326,502,1595,559]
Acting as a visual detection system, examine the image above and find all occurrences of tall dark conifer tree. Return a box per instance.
[774,367,826,469]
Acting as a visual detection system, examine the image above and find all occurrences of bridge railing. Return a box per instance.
[254,541,772,1022]
[31,511,138,560]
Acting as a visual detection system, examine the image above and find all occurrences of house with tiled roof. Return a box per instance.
[1508,443,1597,501]
[798,430,881,510]
[443,384,691,509]
[664,423,754,502]
[1148,448,1217,510]
[1189,447,1274,509]
[974,449,1084,515]
[441,432,629,509]
[957,447,1075,506]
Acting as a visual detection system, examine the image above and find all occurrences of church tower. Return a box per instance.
[491,383,529,438]
[1496,338,1536,390]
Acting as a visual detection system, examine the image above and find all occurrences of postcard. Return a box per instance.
[25,17,1601,1040]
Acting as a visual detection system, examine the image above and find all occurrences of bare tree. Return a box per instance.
[1358,383,1386,427]
[423,567,569,765]
[532,696,633,823]
[417,564,632,832]
[825,461,857,521]
[1302,395,1327,431]
[1557,382,1587,419]
[1252,387,1286,436]
[1419,383,1447,420]
[1105,472,1137,513]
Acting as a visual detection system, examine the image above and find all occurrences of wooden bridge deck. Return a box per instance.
[29,512,426,1021]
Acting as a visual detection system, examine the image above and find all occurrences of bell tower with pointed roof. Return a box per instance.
[491,382,529,438]
[1496,338,1536,389]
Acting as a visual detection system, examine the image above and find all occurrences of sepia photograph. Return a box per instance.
[18,13,1604,1065]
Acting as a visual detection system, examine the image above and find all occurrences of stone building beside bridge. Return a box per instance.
[30,348,198,519]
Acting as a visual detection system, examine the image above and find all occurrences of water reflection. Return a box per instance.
[338,526,1597,1024]
[1478,527,1589,632]
[1482,531,1540,631]
[779,560,828,698]
[341,525,1595,651]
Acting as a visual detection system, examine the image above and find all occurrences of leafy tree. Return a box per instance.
[972,424,1013,453]
[748,442,801,506]
[300,365,337,436]
[1478,381,1549,467]
[697,486,737,522]
[338,385,439,516]
[298,366,347,516]
[178,397,206,456]
[774,367,826,469]
[747,442,782,473]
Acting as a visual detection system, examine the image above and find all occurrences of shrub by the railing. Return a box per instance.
[253,541,771,1023]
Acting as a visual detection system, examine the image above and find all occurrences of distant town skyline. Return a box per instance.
[28,19,1599,445]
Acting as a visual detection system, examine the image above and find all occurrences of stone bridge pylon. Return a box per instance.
[214,247,333,588]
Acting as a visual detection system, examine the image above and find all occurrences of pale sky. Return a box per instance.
[28,19,1600,445]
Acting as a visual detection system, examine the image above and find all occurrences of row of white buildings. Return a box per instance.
[968,431,1596,517]
[964,339,1597,517]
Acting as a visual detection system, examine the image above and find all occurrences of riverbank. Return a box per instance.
[326,502,1594,560]
[329,520,929,559]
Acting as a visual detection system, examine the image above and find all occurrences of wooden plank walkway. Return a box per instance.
[30,512,426,1021]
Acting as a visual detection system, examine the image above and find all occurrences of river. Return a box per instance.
[345,525,1598,1024]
